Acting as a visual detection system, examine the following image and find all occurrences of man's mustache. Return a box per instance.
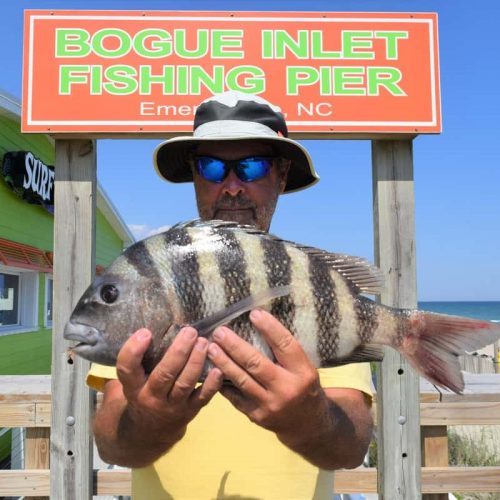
[214,194,256,211]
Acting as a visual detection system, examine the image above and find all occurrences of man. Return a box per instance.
[89,91,373,499]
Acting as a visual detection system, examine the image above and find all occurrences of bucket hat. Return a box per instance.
[153,91,319,193]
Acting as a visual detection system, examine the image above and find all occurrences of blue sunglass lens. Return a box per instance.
[196,157,272,183]
[237,157,272,182]
[196,157,227,182]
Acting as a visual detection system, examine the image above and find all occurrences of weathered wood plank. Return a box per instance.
[0,375,51,402]
[0,403,50,428]
[95,469,132,495]
[0,470,50,496]
[51,139,96,500]
[0,403,35,426]
[334,468,377,494]
[1,467,500,496]
[421,401,500,425]
[439,372,500,402]
[421,426,449,500]
[371,401,500,425]
[421,426,448,467]
[334,467,500,493]
[25,428,50,500]
[421,467,500,493]
[4,399,498,429]
[35,403,51,426]
[372,139,421,498]
[25,428,50,469]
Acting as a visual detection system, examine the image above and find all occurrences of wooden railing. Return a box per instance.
[1,374,499,497]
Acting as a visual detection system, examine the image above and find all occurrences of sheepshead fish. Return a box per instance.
[64,219,500,393]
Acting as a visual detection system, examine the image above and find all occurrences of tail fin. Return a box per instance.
[397,312,500,394]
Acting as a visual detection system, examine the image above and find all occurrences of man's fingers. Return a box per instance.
[249,309,313,371]
[167,337,209,402]
[116,329,151,400]
[207,337,267,398]
[190,367,224,409]
[146,327,198,399]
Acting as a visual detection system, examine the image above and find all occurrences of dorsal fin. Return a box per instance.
[299,248,384,295]
[167,219,384,295]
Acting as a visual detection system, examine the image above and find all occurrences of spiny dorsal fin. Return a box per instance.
[302,249,384,295]
[171,219,384,295]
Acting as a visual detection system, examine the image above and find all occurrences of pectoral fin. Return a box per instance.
[192,285,291,338]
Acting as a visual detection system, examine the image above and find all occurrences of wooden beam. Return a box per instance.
[335,467,500,493]
[371,400,500,425]
[3,467,500,496]
[0,403,35,426]
[25,428,50,469]
[51,139,96,500]
[25,428,51,500]
[0,375,51,403]
[421,401,500,425]
[421,426,449,500]
[372,139,421,498]
[0,470,50,497]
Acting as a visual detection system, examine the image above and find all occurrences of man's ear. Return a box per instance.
[278,159,291,193]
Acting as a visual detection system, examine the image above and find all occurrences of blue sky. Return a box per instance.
[2,1,499,301]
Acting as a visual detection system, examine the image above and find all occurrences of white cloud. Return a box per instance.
[128,224,171,240]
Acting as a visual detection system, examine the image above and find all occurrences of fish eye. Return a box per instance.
[100,284,119,304]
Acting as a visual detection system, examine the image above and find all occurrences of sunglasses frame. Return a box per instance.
[194,155,276,184]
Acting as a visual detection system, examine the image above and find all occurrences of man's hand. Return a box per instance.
[207,309,373,470]
[93,327,223,468]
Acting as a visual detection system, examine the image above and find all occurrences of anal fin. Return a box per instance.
[325,344,384,367]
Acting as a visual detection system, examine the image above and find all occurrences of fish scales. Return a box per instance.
[330,270,364,360]
[64,219,500,394]
[373,306,399,346]
[353,298,379,345]
[164,227,208,323]
[142,236,184,327]
[284,243,321,367]
[212,228,254,343]
[124,239,170,328]
[234,231,274,358]
[124,239,163,287]
[260,237,295,334]
[307,255,341,365]
[185,227,226,321]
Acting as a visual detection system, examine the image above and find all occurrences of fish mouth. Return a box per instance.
[64,321,100,348]
[63,321,118,366]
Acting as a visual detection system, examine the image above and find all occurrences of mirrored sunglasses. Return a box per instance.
[195,156,274,183]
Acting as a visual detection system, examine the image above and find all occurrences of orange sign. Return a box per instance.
[22,11,441,135]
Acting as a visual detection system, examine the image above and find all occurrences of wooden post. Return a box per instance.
[372,140,421,498]
[51,139,96,499]
[421,426,449,500]
[25,427,50,500]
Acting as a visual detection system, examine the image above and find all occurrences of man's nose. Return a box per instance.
[221,170,245,196]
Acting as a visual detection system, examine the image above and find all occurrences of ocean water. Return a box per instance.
[418,301,500,322]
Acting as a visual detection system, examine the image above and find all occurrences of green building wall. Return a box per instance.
[0,113,128,375]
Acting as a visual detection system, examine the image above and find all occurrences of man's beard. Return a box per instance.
[201,193,278,231]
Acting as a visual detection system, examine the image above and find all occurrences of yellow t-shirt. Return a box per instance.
[88,363,372,500]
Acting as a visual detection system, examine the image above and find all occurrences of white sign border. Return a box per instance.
[26,13,440,129]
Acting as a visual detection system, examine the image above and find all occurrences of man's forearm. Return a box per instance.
[93,384,185,468]
[276,389,373,470]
